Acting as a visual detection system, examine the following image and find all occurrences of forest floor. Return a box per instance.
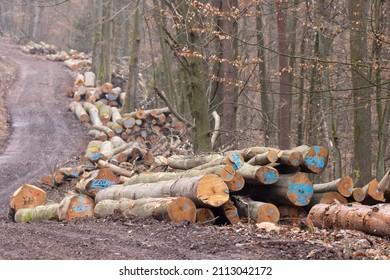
[0,38,389,260]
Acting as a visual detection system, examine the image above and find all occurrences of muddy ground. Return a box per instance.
[0,39,389,260]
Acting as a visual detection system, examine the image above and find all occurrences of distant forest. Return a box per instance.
[1,0,390,187]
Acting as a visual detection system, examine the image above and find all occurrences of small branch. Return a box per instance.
[153,86,193,127]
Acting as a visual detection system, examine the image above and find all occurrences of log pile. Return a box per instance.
[15,45,390,238]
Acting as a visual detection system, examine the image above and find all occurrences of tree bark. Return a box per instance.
[94,197,196,223]
[308,203,390,237]
[96,174,229,208]
[313,176,353,198]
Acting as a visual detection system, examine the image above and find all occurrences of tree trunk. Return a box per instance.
[96,174,229,207]
[15,203,59,223]
[97,0,112,83]
[122,0,144,113]
[276,0,290,149]
[94,197,196,223]
[349,0,372,187]
[308,203,390,237]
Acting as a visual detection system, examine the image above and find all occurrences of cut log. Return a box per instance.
[76,168,117,197]
[9,184,47,220]
[232,196,279,223]
[116,116,136,128]
[100,141,114,159]
[98,104,112,124]
[307,192,348,208]
[196,208,216,225]
[106,121,123,134]
[101,82,113,93]
[69,101,90,123]
[352,187,366,202]
[226,173,245,192]
[88,108,103,126]
[231,147,303,167]
[313,176,353,197]
[57,194,95,220]
[97,160,134,178]
[122,165,239,187]
[236,163,279,185]
[308,203,390,237]
[96,174,229,208]
[212,199,241,225]
[111,107,122,123]
[94,197,196,223]
[15,203,59,223]
[74,73,85,87]
[109,135,126,148]
[88,129,108,141]
[167,153,244,171]
[84,140,103,161]
[53,166,83,184]
[91,124,115,138]
[84,71,96,87]
[247,151,278,166]
[363,178,385,202]
[294,145,329,174]
[243,172,313,206]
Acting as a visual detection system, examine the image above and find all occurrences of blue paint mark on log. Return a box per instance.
[183,203,189,211]
[230,154,243,170]
[72,204,91,213]
[234,210,238,216]
[314,146,321,154]
[264,171,278,184]
[124,120,135,127]
[224,189,229,193]
[305,155,325,168]
[89,153,103,161]
[237,183,242,188]
[226,174,233,179]
[90,179,116,189]
[78,195,84,204]
[70,170,79,177]
[288,183,313,206]
[269,209,274,214]
[376,189,381,193]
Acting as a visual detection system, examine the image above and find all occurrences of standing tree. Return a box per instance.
[349,0,372,186]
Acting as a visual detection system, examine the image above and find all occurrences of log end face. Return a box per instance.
[289,151,304,166]
[287,173,313,206]
[220,165,236,182]
[167,197,196,223]
[338,176,354,197]
[196,208,216,225]
[226,173,245,192]
[10,184,47,211]
[256,166,279,185]
[302,146,329,174]
[197,174,229,207]
[257,203,280,223]
[367,179,386,202]
[352,188,366,202]
[59,195,95,220]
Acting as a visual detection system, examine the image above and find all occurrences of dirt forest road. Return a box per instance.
[0,41,389,261]
[0,42,90,213]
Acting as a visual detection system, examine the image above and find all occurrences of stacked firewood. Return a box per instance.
[12,46,390,238]
[20,41,91,69]
[20,41,58,55]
